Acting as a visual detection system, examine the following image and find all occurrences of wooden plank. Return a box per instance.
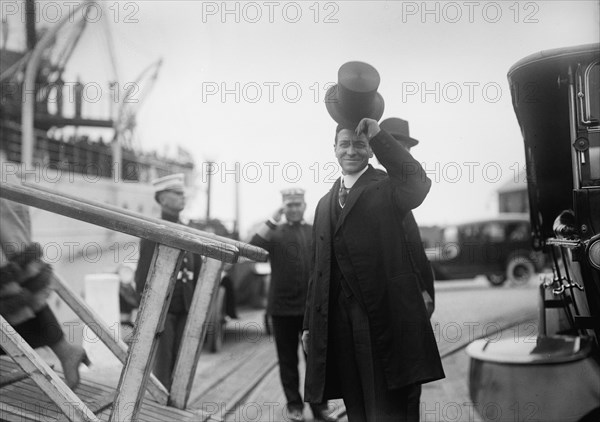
[0,359,209,422]
[169,258,225,409]
[0,182,240,263]
[191,340,277,416]
[52,272,169,405]
[225,362,282,422]
[233,350,346,422]
[190,342,264,400]
[0,356,54,387]
[2,377,113,418]
[0,400,48,422]
[109,244,183,422]
[23,182,269,263]
[0,316,100,422]
[0,384,62,421]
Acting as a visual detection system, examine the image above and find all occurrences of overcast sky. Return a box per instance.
[4,1,599,235]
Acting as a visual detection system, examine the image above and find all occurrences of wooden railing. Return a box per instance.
[0,181,268,422]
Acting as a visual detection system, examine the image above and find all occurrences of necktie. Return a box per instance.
[338,180,349,208]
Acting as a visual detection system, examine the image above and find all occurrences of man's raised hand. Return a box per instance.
[355,118,381,141]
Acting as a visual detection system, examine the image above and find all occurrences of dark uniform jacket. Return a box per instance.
[303,129,445,403]
[134,213,201,314]
[250,222,312,316]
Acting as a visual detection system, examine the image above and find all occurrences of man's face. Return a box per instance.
[334,129,373,175]
[158,190,186,215]
[284,201,306,223]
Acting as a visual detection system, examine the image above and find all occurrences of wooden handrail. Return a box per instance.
[0,182,241,263]
[0,179,269,422]
[22,182,268,263]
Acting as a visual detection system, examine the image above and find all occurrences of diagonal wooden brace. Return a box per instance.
[169,258,225,409]
[52,273,170,405]
[0,316,100,422]
[109,244,183,422]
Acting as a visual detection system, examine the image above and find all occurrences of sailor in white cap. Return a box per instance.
[134,173,201,389]
[249,188,337,422]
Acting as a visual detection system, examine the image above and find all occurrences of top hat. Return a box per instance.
[379,118,419,149]
[152,173,185,196]
[326,61,385,129]
[281,188,305,204]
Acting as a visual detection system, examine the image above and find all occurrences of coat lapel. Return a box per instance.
[322,180,338,239]
[334,165,378,234]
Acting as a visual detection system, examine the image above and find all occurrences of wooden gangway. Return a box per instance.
[0,181,269,422]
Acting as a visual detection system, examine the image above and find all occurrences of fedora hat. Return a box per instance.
[379,117,419,149]
[326,61,385,129]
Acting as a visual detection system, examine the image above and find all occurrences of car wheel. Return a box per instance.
[206,286,226,353]
[486,272,507,286]
[506,256,535,286]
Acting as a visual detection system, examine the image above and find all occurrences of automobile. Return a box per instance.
[426,214,546,286]
[466,44,600,422]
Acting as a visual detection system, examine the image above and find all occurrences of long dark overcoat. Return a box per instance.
[303,130,445,403]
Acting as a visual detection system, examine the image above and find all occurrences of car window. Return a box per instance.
[507,222,529,241]
[461,224,481,242]
[482,222,505,242]
[443,226,459,243]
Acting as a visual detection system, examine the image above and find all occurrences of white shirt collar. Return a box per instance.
[342,165,369,189]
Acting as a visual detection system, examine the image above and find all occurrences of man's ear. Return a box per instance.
[156,192,165,206]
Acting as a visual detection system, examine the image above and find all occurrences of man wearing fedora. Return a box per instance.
[135,173,202,389]
[250,189,336,422]
[379,117,435,318]
[302,62,444,421]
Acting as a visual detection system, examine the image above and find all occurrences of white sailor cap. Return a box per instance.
[281,188,305,204]
[152,173,185,195]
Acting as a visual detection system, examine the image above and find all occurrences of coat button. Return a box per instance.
[316,304,322,312]
[320,235,324,240]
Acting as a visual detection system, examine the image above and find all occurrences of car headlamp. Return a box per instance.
[588,236,600,270]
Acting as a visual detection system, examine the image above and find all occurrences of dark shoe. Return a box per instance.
[288,408,305,422]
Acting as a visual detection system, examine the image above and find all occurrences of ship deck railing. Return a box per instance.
[0,120,195,183]
[0,181,268,422]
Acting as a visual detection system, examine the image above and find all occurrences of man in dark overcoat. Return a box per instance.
[302,62,444,422]
[380,117,435,315]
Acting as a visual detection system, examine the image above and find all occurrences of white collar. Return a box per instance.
[342,165,368,189]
